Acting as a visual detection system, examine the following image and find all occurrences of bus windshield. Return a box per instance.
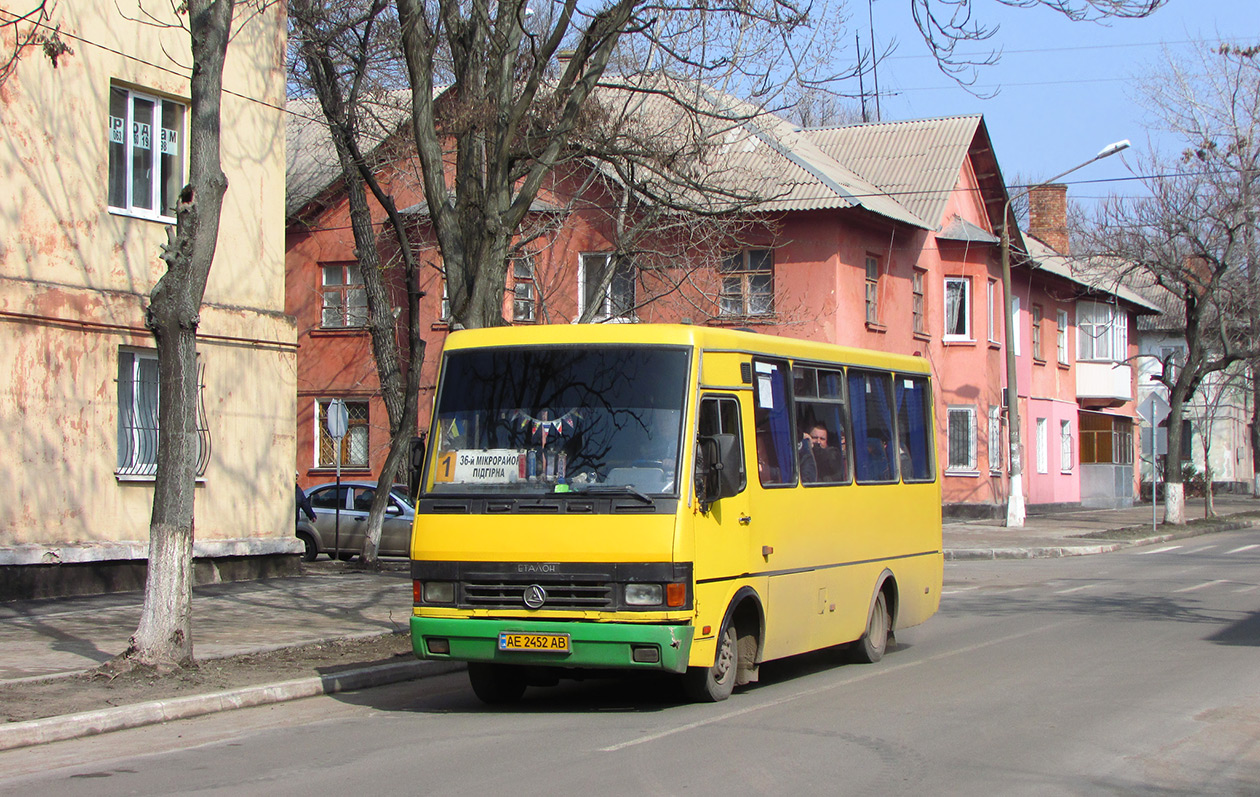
[426,345,690,496]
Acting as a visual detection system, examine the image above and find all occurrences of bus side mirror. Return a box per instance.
[696,433,740,509]
[408,433,428,498]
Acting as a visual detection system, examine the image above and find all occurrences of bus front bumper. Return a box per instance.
[411,616,694,673]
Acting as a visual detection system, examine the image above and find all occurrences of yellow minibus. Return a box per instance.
[410,324,942,702]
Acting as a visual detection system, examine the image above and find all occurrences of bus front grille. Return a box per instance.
[461,579,613,609]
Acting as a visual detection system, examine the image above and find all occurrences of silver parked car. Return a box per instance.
[296,481,415,561]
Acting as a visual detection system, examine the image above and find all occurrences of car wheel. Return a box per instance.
[468,663,527,705]
[851,591,890,664]
[297,532,318,562]
[682,620,737,702]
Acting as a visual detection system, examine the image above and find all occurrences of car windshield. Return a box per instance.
[425,345,690,496]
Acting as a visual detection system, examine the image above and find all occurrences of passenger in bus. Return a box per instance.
[864,434,894,481]
[755,431,779,483]
[800,424,845,483]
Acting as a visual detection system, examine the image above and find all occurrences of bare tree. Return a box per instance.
[0,1,72,89]
[1185,365,1247,518]
[119,0,238,669]
[1084,43,1260,525]
[289,0,427,565]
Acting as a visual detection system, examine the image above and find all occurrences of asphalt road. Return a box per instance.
[2,530,1259,795]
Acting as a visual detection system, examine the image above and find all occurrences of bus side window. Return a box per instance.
[753,361,796,487]
[795,367,851,485]
[848,370,897,483]
[895,375,935,482]
[699,395,747,493]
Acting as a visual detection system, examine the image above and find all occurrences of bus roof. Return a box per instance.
[440,324,931,375]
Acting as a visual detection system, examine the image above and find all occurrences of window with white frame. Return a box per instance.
[117,349,209,477]
[864,255,881,324]
[944,277,971,340]
[581,253,636,320]
[1036,417,1048,473]
[108,85,186,220]
[1060,419,1072,472]
[989,405,1003,473]
[1057,309,1069,364]
[318,399,369,468]
[320,263,368,328]
[512,256,537,323]
[947,406,977,472]
[987,280,999,343]
[1077,301,1128,361]
[440,279,451,323]
[1011,295,1021,355]
[720,249,774,317]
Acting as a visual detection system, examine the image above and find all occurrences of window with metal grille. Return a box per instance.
[719,249,774,317]
[318,400,369,468]
[989,405,1003,473]
[116,349,210,478]
[947,406,977,472]
[320,263,367,328]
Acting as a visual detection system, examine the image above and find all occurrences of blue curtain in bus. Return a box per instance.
[849,372,871,480]
[896,378,930,480]
[767,367,794,480]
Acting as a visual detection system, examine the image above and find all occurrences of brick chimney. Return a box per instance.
[1027,183,1069,255]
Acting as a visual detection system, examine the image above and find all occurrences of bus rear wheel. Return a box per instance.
[683,622,737,702]
[468,663,527,705]
[851,591,890,664]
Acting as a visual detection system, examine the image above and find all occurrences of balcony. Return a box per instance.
[1076,361,1133,406]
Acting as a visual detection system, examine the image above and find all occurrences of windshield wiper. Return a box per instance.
[571,483,655,504]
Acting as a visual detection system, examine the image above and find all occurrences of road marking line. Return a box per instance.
[1054,584,1097,594]
[941,586,981,595]
[1173,580,1228,593]
[1233,585,1258,594]
[1227,544,1259,554]
[599,621,1077,753]
[1137,545,1182,555]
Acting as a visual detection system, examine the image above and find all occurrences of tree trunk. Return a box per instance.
[124,0,233,669]
[1164,384,1188,525]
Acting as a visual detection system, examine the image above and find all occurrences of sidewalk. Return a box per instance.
[1,495,1256,751]
[943,493,1260,560]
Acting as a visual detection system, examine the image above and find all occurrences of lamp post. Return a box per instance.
[1000,139,1130,528]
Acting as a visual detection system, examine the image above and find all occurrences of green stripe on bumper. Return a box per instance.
[411,616,695,674]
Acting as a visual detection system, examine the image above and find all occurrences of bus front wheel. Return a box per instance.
[468,662,527,705]
[683,622,737,702]
[851,591,890,664]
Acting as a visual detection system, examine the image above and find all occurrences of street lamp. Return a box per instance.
[999,139,1130,528]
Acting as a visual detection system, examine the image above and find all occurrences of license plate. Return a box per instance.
[497,631,571,653]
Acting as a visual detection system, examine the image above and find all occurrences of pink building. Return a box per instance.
[285,103,1154,514]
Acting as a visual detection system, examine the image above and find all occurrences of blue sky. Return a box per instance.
[859,0,1259,201]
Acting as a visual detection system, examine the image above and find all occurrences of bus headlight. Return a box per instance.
[422,581,455,604]
[625,583,663,606]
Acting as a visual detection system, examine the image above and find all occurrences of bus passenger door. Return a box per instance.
[691,394,757,649]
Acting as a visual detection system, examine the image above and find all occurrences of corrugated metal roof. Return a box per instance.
[806,116,983,229]
[1022,235,1162,313]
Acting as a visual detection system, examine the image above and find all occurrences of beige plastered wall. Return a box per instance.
[0,1,297,562]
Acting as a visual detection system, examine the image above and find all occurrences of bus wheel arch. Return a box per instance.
[852,571,897,664]
[683,587,764,702]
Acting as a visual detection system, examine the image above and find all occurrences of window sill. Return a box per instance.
[108,206,176,225]
[711,315,778,326]
[116,473,207,484]
[1058,361,1070,370]
[945,469,981,478]
[1033,357,1047,365]
[865,321,887,333]
[988,340,1001,350]
[943,337,976,346]
[989,469,1003,477]
[310,327,369,338]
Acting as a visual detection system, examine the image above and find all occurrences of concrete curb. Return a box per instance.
[0,658,464,752]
